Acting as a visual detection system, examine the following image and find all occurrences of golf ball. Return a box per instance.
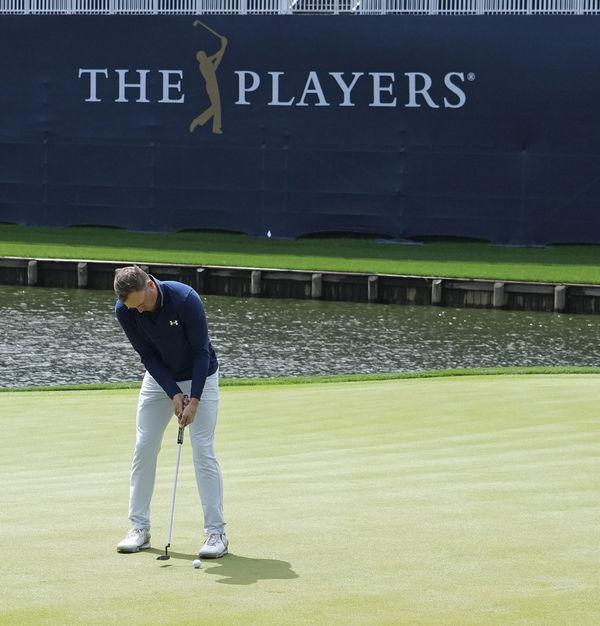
[192,559,202,569]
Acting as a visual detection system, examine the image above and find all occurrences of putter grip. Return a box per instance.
[177,394,189,444]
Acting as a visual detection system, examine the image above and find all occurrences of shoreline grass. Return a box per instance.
[1,224,600,284]
[3,366,600,393]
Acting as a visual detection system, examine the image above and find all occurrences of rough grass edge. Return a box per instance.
[3,366,600,393]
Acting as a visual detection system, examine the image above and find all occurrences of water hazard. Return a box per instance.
[1,285,599,388]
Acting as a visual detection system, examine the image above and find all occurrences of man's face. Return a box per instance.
[123,282,157,313]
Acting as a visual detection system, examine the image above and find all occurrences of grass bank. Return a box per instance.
[4,366,600,393]
[1,224,600,284]
[1,375,597,624]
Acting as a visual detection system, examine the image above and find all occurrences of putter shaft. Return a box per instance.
[156,395,188,561]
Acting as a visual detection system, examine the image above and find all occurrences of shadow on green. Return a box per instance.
[145,548,299,585]
[203,553,299,585]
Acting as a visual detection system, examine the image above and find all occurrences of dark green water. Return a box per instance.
[1,285,599,388]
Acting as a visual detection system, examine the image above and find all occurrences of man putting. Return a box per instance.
[113,265,227,559]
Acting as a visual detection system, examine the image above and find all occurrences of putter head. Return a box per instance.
[156,545,171,560]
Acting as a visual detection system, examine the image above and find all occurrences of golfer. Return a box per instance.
[113,265,227,559]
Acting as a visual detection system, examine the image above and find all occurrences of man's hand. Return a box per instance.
[172,393,187,419]
[173,393,199,427]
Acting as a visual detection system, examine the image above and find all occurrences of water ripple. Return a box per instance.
[0,286,599,388]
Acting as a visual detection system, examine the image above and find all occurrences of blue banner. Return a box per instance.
[1,16,599,244]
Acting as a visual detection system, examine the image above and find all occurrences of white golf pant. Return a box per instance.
[128,369,225,535]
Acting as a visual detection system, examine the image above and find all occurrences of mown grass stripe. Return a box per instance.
[1,375,597,623]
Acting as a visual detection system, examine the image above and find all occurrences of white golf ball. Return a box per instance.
[192,559,202,569]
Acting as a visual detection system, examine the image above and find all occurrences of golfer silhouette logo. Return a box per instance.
[189,20,228,135]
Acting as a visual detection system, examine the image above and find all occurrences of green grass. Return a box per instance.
[4,366,600,393]
[1,375,598,625]
[1,224,600,284]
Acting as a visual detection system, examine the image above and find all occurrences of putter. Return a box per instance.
[157,394,189,561]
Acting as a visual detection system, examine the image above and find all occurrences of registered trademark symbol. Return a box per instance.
[467,72,476,81]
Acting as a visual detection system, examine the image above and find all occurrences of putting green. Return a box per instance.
[0,375,598,625]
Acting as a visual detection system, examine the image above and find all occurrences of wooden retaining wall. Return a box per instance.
[1,256,600,315]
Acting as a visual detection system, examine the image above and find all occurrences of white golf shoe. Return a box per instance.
[199,533,228,558]
[117,528,151,553]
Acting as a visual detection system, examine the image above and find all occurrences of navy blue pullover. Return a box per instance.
[115,277,218,400]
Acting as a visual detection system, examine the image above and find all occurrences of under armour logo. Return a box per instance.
[170,320,179,326]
